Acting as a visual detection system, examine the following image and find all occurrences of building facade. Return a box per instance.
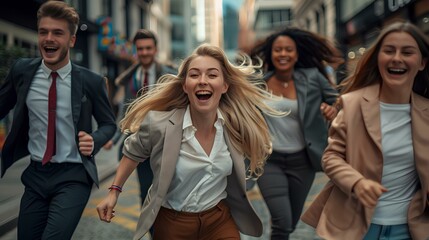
[338,0,429,76]
[238,0,294,53]
[0,0,172,111]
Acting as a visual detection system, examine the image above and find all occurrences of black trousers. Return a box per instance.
[119,140,153,205]
[136,160,153,205]
[119,139,154,235]
[257,150,315,240]
[18,161,92,240]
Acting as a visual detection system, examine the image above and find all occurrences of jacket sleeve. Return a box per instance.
[322,98,365,196]
[316,70,338,105]
[122,112,152,162]
[0,59,20,119]
[84,73,117,154]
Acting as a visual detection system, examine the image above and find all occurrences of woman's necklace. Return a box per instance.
[283,82,289,88]
[275,73,292,89]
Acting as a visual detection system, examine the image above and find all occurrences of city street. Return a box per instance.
[71,173,327,240]
[0,144,327,240]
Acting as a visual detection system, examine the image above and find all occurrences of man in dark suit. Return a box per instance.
[0,1,116,239]
[103,29,176,206]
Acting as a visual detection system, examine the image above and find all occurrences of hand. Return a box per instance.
[78,131,94,156]
[353,178,387,208]
[320,102,338,121]
[103,140,114,150]
[96,191,119,223]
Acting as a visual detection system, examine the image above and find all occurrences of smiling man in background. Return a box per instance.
[104,29,176,207]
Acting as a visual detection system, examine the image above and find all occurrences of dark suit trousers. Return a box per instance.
[136,160,153,205]
[18,161,92,240]
[119,139,153,205]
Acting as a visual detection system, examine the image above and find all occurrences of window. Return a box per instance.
[13,38,38,57]
[0,32,6,45]
[254,9,292,30]
[101,0,113,16]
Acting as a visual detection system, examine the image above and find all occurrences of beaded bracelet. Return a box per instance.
[108,184,123,193]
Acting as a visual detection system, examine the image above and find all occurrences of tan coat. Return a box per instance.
[123,108,263,240]
[301,84,429,240]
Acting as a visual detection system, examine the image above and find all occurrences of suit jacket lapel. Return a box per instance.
[71,64,83,127]
[21,59,43,100]
[158,108,185,195]
[156,108,246,194]
[294,70,308,120]
[411,92,429,205]
[361,84,382,151]
[224,132,246,191]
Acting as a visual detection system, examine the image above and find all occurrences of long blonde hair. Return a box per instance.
[121,44,280,178]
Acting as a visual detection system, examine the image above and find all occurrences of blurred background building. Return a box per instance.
[1,0,429,81]
[0,0,173,110]
[0,0,429,113]
[238,0,429,82]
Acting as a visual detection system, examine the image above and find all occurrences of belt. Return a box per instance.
[30,160,81,167]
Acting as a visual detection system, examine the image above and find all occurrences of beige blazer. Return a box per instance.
[123,108,263,240]
[301,84,429,240]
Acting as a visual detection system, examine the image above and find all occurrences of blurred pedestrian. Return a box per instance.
[250,27,343,239]
[0,1,116,239]
[103,29,176,206]
[97,44,280,240]
[302,21,429,240]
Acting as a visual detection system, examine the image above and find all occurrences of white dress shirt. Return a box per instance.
[163,106,233,212]
[26,61,81,163]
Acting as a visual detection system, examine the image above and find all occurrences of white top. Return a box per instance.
[163,106,232,212]
[27,61,81,163]
[264,97,305,153]
[371,102,418,225]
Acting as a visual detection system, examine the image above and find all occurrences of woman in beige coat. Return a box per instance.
[302,22,429,240]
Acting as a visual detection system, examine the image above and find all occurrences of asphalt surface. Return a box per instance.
[0,144,328,240]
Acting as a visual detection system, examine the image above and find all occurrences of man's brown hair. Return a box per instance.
[37,0,80,35]
[133,29,157,46]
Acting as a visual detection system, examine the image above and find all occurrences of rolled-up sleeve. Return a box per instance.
[123,113,152,162]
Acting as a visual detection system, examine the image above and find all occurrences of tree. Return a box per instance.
[0,44,28,85]
[0,44,28,150]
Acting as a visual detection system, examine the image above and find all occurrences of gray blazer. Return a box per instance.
[265,68,338,171]
[123,108,263,240]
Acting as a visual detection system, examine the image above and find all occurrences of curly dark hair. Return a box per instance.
[251,27,343,80]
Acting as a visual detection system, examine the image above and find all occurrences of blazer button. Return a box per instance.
[307,142,312,146]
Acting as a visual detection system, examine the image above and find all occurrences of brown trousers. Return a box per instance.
[152,200,240,240]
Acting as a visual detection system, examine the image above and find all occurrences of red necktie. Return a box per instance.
[142,71,149,94]
[42,72,58,165]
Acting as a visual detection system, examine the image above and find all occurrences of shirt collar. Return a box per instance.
[182,105,225,131]
[41,60,72,80]
[139,62,156,74]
